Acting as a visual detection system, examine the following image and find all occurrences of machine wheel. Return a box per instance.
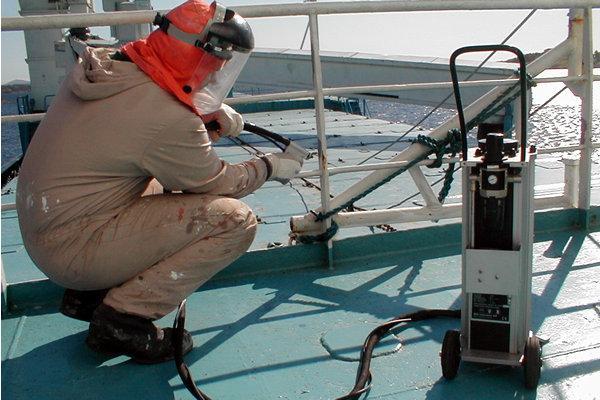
[441,329,461,379]
[523,335,542,389]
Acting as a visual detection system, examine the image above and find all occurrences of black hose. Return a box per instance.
[204,120,289,150]
[175,302,460,400]
[2,155,22,187]
[243,122,291,147]
[178,126,461,400]
[335,309,461,400]
[174,300,213,400]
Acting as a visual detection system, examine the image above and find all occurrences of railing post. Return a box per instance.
[1,259,7,314]
[562,156,580,208]
[308,12,335,268]
[577,7,594,228]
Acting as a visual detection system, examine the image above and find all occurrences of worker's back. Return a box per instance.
[16,47,208,237]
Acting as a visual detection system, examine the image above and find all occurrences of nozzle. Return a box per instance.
[285,141,311,161]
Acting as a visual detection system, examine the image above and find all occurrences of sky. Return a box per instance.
[1,0,599,84]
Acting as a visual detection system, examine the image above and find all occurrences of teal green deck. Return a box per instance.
[2,110,600,399]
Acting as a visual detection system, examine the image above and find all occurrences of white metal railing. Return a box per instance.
[4,75,599,123]
[1,1,598,266]
[2,1,600,31]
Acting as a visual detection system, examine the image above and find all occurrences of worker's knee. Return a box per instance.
[207,197,257,236]
[228,200,257,233]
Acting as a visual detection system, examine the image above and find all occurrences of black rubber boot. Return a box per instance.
[86,304,193,364]
[60,288,110,322]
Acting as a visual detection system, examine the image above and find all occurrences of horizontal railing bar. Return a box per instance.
[3,0,600,31]
[537,145,584,154]
[1,203,17,211]
[296,143,600,178]
[229,75,591,105]
[236,0,600,17]
[1,196,565,216]
[227,90,316,105]
[327,195,570,229]
[2,10,157,31]
[538,143,600,154]
[1,114,45,123]
[296,157,461,178]
[320,76,586,97]
[4,74,594,124]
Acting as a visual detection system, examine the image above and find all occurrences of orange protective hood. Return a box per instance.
[122,0,223,116]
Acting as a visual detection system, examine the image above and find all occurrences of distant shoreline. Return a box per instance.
[1,84,30,94]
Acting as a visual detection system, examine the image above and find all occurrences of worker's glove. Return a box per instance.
[204,104,243,139]
[262,152,304,184]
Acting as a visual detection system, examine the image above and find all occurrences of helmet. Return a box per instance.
[122,0,254,115]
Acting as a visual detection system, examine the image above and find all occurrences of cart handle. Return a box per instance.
[449,45,528,162]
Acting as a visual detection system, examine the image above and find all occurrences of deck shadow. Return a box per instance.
[1,331,176,400]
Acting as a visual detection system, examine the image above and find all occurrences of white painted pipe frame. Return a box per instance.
[324,195,574,230]
[290,35,578,233]
[308,12,335,267]
[4,75,597,124]
[227,75,595,105]
[2,0,599,31]
[2,1,596,237]
[290,161,598,233]
[296,158,462,179]
[294,144,600,178]
[563,157,580,208]
[409,167,442,208]
[577,8,594,214]
[1,203,17,212]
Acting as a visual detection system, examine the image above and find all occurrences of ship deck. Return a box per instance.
[2,109,600,400]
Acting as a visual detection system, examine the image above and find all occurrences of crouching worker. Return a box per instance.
[15,0,303,364]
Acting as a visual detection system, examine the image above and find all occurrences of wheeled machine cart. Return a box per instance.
[441,45,542,390]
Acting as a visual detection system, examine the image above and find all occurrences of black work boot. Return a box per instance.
[86,304,193,364]
[60,288,109,322]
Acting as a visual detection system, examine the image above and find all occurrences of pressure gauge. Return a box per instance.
[487,174,498,185]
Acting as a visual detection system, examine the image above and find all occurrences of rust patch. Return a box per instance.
[580,119,588,140]
[178,207,185,223]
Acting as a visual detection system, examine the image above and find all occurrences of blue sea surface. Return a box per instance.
[1,90,27,171]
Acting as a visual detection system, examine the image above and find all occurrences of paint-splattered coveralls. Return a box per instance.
[16,48,267,319]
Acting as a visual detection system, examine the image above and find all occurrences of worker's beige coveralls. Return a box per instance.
[16,48,267,319]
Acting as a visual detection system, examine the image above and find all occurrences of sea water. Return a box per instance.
[1,69,598,171]
[1,90,26,170]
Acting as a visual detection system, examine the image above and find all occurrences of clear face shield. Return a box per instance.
[191,50,249,115]
[155,4,253,115]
